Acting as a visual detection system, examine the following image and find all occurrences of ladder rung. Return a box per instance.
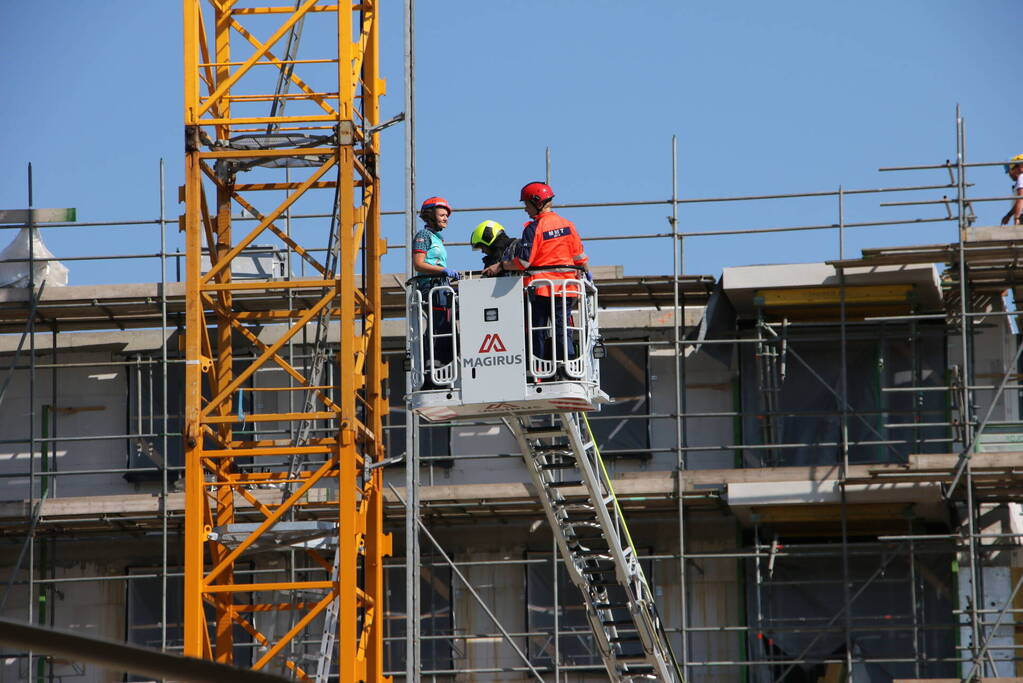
[548,481,583,488]
[569,526,603,533]
[540,463,577,470]
[569,543,610,553]
[524,428,566,439]
[570,539,610,548]
[571,537,607,546]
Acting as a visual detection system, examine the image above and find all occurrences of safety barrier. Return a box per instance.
[524,278,597,380]
[408,275,600,392]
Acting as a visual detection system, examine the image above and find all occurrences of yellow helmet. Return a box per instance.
[470,220,506,249]
[1006,154,1023,174]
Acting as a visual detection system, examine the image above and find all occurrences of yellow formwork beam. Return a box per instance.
[182,1,389,680]
[755,284,914,307]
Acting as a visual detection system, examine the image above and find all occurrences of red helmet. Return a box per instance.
[520,182,554,206]
[420,196,452,216]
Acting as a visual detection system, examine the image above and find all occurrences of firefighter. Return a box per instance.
[470,219,517,271]
[482,182,592,377]
[412,196,458,387]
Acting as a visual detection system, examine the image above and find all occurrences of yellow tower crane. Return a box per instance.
[181,2,389,680]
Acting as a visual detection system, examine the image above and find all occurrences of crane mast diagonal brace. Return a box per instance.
[182,2,390,681]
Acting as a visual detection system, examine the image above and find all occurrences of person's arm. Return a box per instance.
[1003,183,1023,225]
[413,251,445,275]
[570,225,591,277]
[1013,187,1023,225]
[483,225,534,276]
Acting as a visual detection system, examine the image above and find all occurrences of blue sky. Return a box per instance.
[0,1,1020,285]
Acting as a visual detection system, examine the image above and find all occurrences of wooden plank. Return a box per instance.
[756,284,913,307]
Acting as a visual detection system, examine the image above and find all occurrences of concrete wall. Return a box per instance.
[0,350,132,501]
[0,541,160,683]
[650,346,735,471]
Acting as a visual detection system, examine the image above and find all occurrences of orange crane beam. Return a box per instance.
[182,2,389,680]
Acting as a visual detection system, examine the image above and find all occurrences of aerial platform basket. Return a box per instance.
[406,276,610,422]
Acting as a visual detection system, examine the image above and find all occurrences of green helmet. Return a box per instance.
[470,220,506,249]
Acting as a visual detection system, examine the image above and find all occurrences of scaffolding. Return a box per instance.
[1,68,1023,682]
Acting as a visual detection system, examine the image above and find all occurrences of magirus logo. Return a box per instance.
[465,333,522,368]
[478,333,507,353]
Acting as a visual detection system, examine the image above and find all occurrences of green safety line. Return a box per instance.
[582,411,640,557]
[579,412,686,681]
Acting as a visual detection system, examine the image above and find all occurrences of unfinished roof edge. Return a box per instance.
[722,261,943,315]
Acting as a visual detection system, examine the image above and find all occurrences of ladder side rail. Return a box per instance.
[505,417,620,672]
[560,413,643,589]
[525,281,556,378]
[509,413,680,682]
[564,413,683,678]
[313,545,341,683]
[576,413,683,682]
[281,313,332,494]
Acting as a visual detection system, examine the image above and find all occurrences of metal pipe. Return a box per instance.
[837,184,854,683]
[0,617,289,683]
[403,0,420,677]
[880,159,1022,172]
[388,484,544,682]
[671,135,690,678]
[26,162,37,680]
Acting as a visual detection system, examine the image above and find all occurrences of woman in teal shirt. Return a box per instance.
[412,197,459,387]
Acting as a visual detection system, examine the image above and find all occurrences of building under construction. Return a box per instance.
[2,2,1023,682]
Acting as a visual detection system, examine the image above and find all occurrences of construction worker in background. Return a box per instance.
[470,219,518,270]
[482,182,591,377]
[412,196,459,387]
[1001,154,1023,226]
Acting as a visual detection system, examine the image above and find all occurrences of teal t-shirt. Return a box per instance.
[412,227,447,295]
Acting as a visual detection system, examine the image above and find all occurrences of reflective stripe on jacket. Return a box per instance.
[513,211,588,296]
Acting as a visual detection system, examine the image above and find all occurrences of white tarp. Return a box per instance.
[0,227,69,288]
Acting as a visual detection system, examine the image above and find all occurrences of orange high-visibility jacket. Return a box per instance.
[513,211,588,297]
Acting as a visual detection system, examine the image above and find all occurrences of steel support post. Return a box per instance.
[671,136,691,679]
[403,0,421,678]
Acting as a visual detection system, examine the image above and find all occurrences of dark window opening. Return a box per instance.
[124,567,252,681]
[589,345,650,458]
[384,559,454,674]
[385,354,452,467]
